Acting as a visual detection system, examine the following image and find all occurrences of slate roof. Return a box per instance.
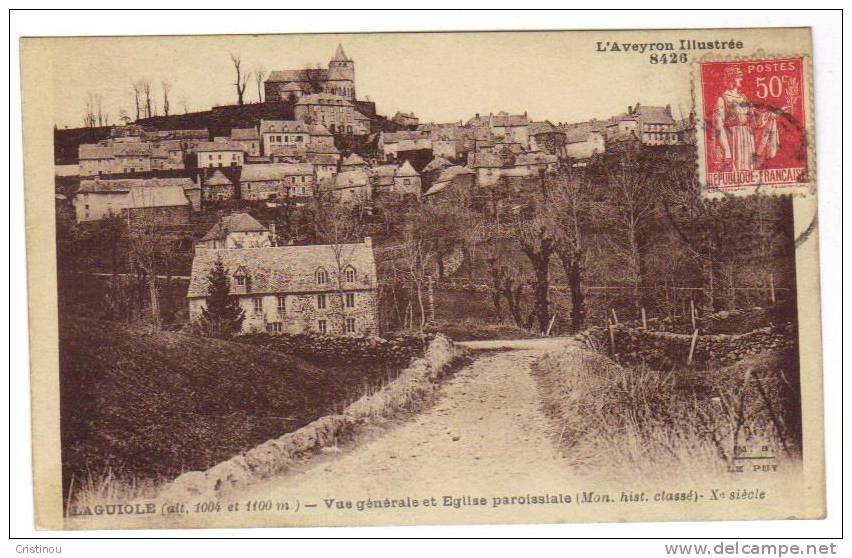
[267,68,329,83]
[240,163,314,182]
[490,114,528,127]
[201,213,267,241]
[332,43,351,62]
[295,93,353,107]
[422,156,451,174]
[333,169,369,189]
[563,121,605,144]
[79,144,113,160]
[434,165,474,184]
[78,177,197,193]
[113,142,152,157]
[187,242,377,298]
[196,141,245,152]
[528,121,559,136]
[128,185,188,209]
[632,104,675,125]
[231,127,260,141]
[341,153,367,167]
[396,160,419,177]
[469,152,504,168]
[516,152,558,166]
[259,120,330,135]
[381,130,430,144]
[205,170,233,187]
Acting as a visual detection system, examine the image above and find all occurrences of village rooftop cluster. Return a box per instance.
[60,44,693,338]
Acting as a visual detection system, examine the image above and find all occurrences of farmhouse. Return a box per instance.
[196,213,273,250]
[202,170,237,201]
[187,238,379,336]
[73,177,199,224]
[196,141,245,169]
[239,163,315,200]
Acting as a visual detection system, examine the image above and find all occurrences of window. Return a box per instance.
[253,297,263,315]
[277,295,286,314]
[317,319,327,334]
[345,292,355,308]
[345,318,356,334]
[235,276,246,287]
[345,267,356,282]
[316,294,326,309]
[266,322,282,334]
[316,269,328,285]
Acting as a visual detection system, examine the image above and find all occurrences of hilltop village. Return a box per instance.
[56,43,695,337]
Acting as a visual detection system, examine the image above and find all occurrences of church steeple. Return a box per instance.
[332,43,350,62]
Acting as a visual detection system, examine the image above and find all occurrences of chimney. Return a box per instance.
[627,105,633,115]
[665,104,672,117]
[475,113,480,119]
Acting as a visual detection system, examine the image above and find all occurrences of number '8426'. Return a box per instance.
[649,53,688,64]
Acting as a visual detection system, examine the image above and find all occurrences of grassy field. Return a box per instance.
[59,316,408,505]
[532,346,801,484]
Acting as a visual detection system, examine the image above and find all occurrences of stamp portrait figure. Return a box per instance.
[713,65,783,172]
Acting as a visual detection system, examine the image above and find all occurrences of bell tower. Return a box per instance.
[329,43,355,99]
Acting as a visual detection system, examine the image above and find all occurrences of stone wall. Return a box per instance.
[577,321,795,369]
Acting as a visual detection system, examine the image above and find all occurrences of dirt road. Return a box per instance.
[224,340,578,523]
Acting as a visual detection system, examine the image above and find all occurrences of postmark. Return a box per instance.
[695,55,814,197]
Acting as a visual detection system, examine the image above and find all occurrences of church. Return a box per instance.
[264,44,356,103]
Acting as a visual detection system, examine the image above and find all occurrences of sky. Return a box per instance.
[39,30,719,129]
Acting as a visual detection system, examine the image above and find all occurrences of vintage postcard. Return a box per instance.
[20,27,824,530]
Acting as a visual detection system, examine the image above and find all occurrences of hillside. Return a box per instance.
[59,316,404,496]
[55,99,382,164]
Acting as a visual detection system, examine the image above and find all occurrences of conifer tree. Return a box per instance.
[199,258,245,338]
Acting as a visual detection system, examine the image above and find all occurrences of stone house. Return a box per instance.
[265,44,356,102]
[187,238,379,336]
[196,141,245,169]
[239,163,316,200]
[368,160,421,199]
[230,127,262,157]
[73,177,199,223]
[423,165,475,204]
[196,212,273,250]
[320,168,371,204]
[113,142,153,174]
[528,121,567,156]
[202,169,237,201]
[259,120,333,156]
[604,103,679,146]
[562,122,606,160]
[515,151,559,174]
[392,111,419,127]
[294,94,370,135]
[469,152,506,187]
[78,143,114,176]
[378,130,432,162]
[306,152,340,182]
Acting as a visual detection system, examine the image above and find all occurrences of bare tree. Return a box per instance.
[83,93,96,128]
[314,198,365,332]
[127,205,176,329]
[161,80,172,117]
[140,79,153,119]
[179,96,189,114]
[545,173,591,331]
[599,148,658,306]
[253,65,267,103]
[400,225,435,331]
[230,53,249,105]
[132,81,143,120]
[516,218,555,333]
[303,63,325,95]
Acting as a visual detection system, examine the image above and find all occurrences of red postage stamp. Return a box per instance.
[696,56,813,196]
